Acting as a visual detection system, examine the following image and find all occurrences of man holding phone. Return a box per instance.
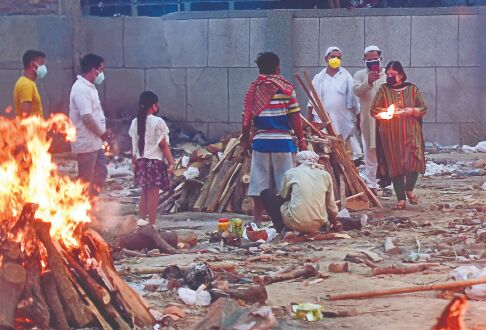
[353,45,387,193]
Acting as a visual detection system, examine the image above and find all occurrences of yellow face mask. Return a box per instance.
[328,57,341,69]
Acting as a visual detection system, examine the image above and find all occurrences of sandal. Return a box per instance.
[406,193,419,205]
[392,201,406,210]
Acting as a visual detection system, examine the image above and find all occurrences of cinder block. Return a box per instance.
[164,19,208,67]
[293,18,320,67]
[249,18,268,67]
[0,69,21,117]
[228,67,259,122]
[423,123,460,146]
[38,67,74,116]
[411,15,458,67]
[460,123,486,145]
[124,17,170,68]
[437,67,480,123]
[103,69,145,118]
[146,68,187,121]
[37,16,73,68]
[80,17,124,68]
[208,122,241,142]
[319,17,364,67]
[187,68,228,122]
[365,16,411,67]
[458,15,480,67]
[208,18,249,67]
[0,16,39,68]
[405,67,436,123]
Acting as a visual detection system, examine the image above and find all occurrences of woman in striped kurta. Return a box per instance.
[371,61,426,209]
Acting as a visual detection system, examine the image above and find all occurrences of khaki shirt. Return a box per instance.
[353,68,386,149]
[279,165,338,233]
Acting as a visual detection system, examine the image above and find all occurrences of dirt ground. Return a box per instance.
[68,151,486,330]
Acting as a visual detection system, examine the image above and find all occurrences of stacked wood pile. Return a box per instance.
[158,71,382,214]
[0,203,155,330]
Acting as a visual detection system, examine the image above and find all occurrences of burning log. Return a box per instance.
[84,229,156,327]
[34,221,93,327]
[40,271,69,330]
[0,263,26,329]
[17,267,50,329]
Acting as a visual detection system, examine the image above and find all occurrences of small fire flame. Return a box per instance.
[376,104,396,120]
[0,113,92,250]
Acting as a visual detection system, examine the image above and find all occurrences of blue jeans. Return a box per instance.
[77,149,108,196]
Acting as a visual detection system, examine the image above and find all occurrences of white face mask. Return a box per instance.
[94,70,105,85]
[35,62,48,79]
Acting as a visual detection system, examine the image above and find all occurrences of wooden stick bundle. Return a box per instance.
[296,72,382,208]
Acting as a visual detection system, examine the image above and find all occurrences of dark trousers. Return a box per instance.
[77,149,108,197]
[260,189,287,232]
[391,172,419,201]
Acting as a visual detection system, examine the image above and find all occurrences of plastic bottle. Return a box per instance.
[218,218,230,232]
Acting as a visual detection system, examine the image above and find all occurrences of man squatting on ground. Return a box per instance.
[241,52,307,226]
[260,150,339,234]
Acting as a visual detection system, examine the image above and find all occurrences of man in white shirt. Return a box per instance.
[353,45,387,191]
[69,54,111,197]
[307,46,363,160]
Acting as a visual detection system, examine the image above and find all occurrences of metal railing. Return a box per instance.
[81,0,483,17]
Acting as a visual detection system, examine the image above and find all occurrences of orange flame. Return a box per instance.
[376,104,396,120]
[0,113,91,250]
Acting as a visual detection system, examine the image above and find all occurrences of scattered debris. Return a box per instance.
[290,303,323,322]
[178,285,212,306]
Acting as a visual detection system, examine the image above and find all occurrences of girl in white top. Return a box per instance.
[129,91,175,225]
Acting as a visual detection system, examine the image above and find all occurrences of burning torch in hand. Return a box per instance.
[101,128,115,157]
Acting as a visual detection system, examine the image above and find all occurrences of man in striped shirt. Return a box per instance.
[242,52,307,226]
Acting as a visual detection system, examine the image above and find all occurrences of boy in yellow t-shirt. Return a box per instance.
[13,50,47,118]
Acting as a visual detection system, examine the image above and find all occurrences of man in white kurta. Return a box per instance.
[353,45,387,190]
[308,46,362,160]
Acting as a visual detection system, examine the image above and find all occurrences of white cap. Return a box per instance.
[364,45,381,55]
[296,150,319,165]
[325,46,342,56]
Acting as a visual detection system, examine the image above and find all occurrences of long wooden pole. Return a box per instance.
[329,278,486,301]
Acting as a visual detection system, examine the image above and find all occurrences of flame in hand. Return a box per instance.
[376,104,396,120]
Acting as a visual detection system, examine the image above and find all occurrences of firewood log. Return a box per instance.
[212,136,241,173]
[193,156,218,211]
[61,252,111,305]
[68,274,121,330]
[253,265,318,285]
[205,160,238,212]
[41,270,69,330]
[372,263,439,276]
[0,262,26,329]
[83,229,155,328]
[16,267,50,329]
[231,157,251,213]
[34,221,93,327]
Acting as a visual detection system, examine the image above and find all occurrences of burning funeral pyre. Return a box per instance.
[0,114,154,329]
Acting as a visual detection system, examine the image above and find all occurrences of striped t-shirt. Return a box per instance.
[251,89,301,153]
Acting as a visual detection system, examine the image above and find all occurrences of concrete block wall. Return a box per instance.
[0,8,485,145]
